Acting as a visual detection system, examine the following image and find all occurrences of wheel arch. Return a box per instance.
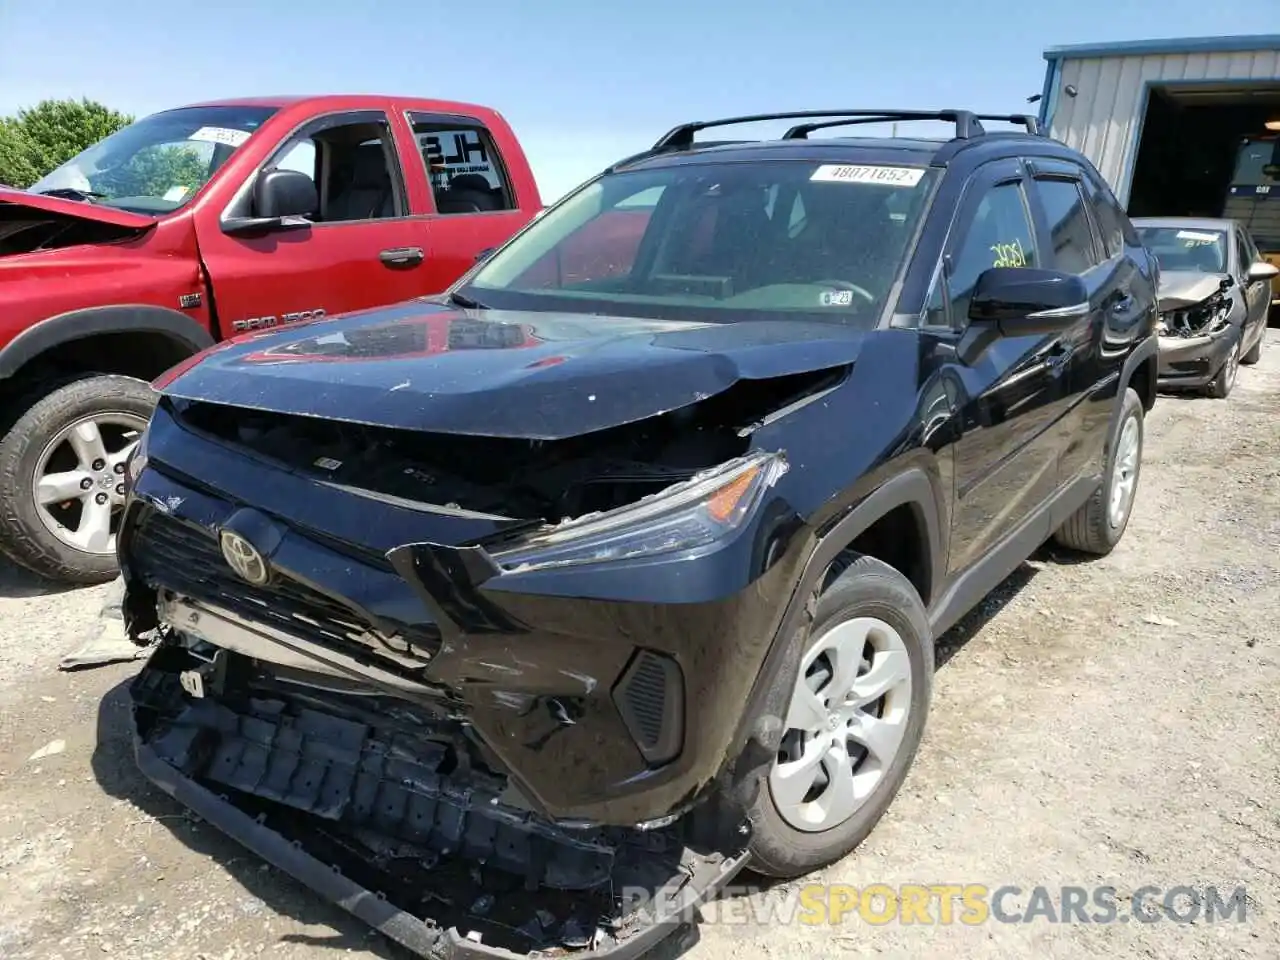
[0,304,215,383]
[722,467,944,782]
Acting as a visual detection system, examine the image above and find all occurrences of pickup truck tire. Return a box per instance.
[1052,386,1143,556]
[747,554,933,879]
[0,374,156,585]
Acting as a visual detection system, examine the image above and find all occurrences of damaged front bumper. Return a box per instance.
[1156,323,1240,389]
[128,629,750,958]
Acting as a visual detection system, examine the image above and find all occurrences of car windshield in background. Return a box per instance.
[1137,226,1227,273]
[28,104,278,215]
[461,160,938,326]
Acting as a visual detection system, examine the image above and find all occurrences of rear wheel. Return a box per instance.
[746,555,933,879]
[1052,386,1143,556]
[0,375,155,584]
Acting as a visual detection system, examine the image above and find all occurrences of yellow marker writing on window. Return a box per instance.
[991,238,1028,268]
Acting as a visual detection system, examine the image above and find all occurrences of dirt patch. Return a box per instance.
[1,334,1277,960]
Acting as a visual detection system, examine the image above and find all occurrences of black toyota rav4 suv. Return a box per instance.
[118,109,1159,958]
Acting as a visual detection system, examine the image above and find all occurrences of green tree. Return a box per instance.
[93,144,209,198]
[0,98,132,189]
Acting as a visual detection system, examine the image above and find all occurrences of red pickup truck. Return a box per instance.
[0,94,542,585]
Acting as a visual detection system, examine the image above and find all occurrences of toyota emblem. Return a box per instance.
[219,530,269,585]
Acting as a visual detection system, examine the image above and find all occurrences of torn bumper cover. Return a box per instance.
[1155,284,1239,388]
[115,396,820,955]
[127,650,747,957]
[129,635,750,958]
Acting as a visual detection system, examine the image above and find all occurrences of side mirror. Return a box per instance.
[223,169,318,236]
[1247,260,1279,283]
[968,267,1090,335]
[254,168,317,219]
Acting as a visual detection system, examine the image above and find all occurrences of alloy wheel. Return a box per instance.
[1108,413,1141,530]
[769,616,913,833]
[31,412,147,555]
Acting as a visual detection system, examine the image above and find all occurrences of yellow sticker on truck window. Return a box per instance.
[810,165,925,187]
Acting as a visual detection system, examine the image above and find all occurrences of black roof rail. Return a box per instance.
[653,110,987,150]
[605,139,750,173]
[783,116,949,139]
[973,113,1043,136]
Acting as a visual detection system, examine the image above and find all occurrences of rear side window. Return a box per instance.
[1033,178,1101,273]
[407,114,516,215]
[1085,177,1128,258]
[927,180,1038,325]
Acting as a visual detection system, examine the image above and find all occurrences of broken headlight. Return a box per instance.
[491,451,788,572]
[1159,296,1231,337]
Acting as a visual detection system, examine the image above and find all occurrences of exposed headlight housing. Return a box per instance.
[491,451,788,573]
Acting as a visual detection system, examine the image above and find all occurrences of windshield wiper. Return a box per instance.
[36,187,107,202]
[447,291,488,309]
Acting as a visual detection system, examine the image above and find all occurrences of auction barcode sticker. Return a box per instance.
[810,164,925,186]
[189,126,251,148]
[1176,230,1220,243]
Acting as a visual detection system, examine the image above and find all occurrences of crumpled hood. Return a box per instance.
[0,187,158,230]
[160,301,866,439]
[1156,270,1229,313]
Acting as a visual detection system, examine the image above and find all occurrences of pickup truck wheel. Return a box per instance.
[0,375,155,585]
[747,555,933,879]
[1052,386,1143,556]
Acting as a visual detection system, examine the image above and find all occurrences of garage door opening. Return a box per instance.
[1127,83,1280,222]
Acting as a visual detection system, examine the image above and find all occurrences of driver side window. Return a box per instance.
[926,180,1038,326]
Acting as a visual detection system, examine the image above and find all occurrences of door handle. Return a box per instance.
[380,246,425,268]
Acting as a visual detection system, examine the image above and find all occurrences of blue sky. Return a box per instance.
[0,0,1266,201]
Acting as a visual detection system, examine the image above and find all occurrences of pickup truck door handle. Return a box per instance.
[380,246,425,268]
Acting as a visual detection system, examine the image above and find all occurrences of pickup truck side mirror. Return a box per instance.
[1246,260,1279,284]
[968,266,1090,336]
[254,169,318,219]
[223,169,318,236]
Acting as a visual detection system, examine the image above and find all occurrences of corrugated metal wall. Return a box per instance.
[1046,49,1280,204]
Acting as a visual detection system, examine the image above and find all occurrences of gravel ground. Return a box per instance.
[1,332,1277,960]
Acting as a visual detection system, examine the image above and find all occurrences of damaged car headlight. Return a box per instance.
[491,451,789,573]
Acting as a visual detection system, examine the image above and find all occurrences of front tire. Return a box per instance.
[1240,327,1262,365]
[1207,338,1240,398]
[1052,386,1143,556]
[746,555,933,879]
[0,374,155,585]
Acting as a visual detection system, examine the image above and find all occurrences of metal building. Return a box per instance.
[1038,35,1280,212]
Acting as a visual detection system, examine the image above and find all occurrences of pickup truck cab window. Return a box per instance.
[261,113,407,223]
[407,113,516,214]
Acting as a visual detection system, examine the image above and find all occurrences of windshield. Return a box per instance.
[1230,136,1280,186]
[1136,226,1227,273]
[460,159,938,326]
[28,104,278,214]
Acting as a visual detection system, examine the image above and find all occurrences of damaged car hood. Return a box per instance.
[1156,270,1229,313]
[0,187,159,229]
[159,302,867,439]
